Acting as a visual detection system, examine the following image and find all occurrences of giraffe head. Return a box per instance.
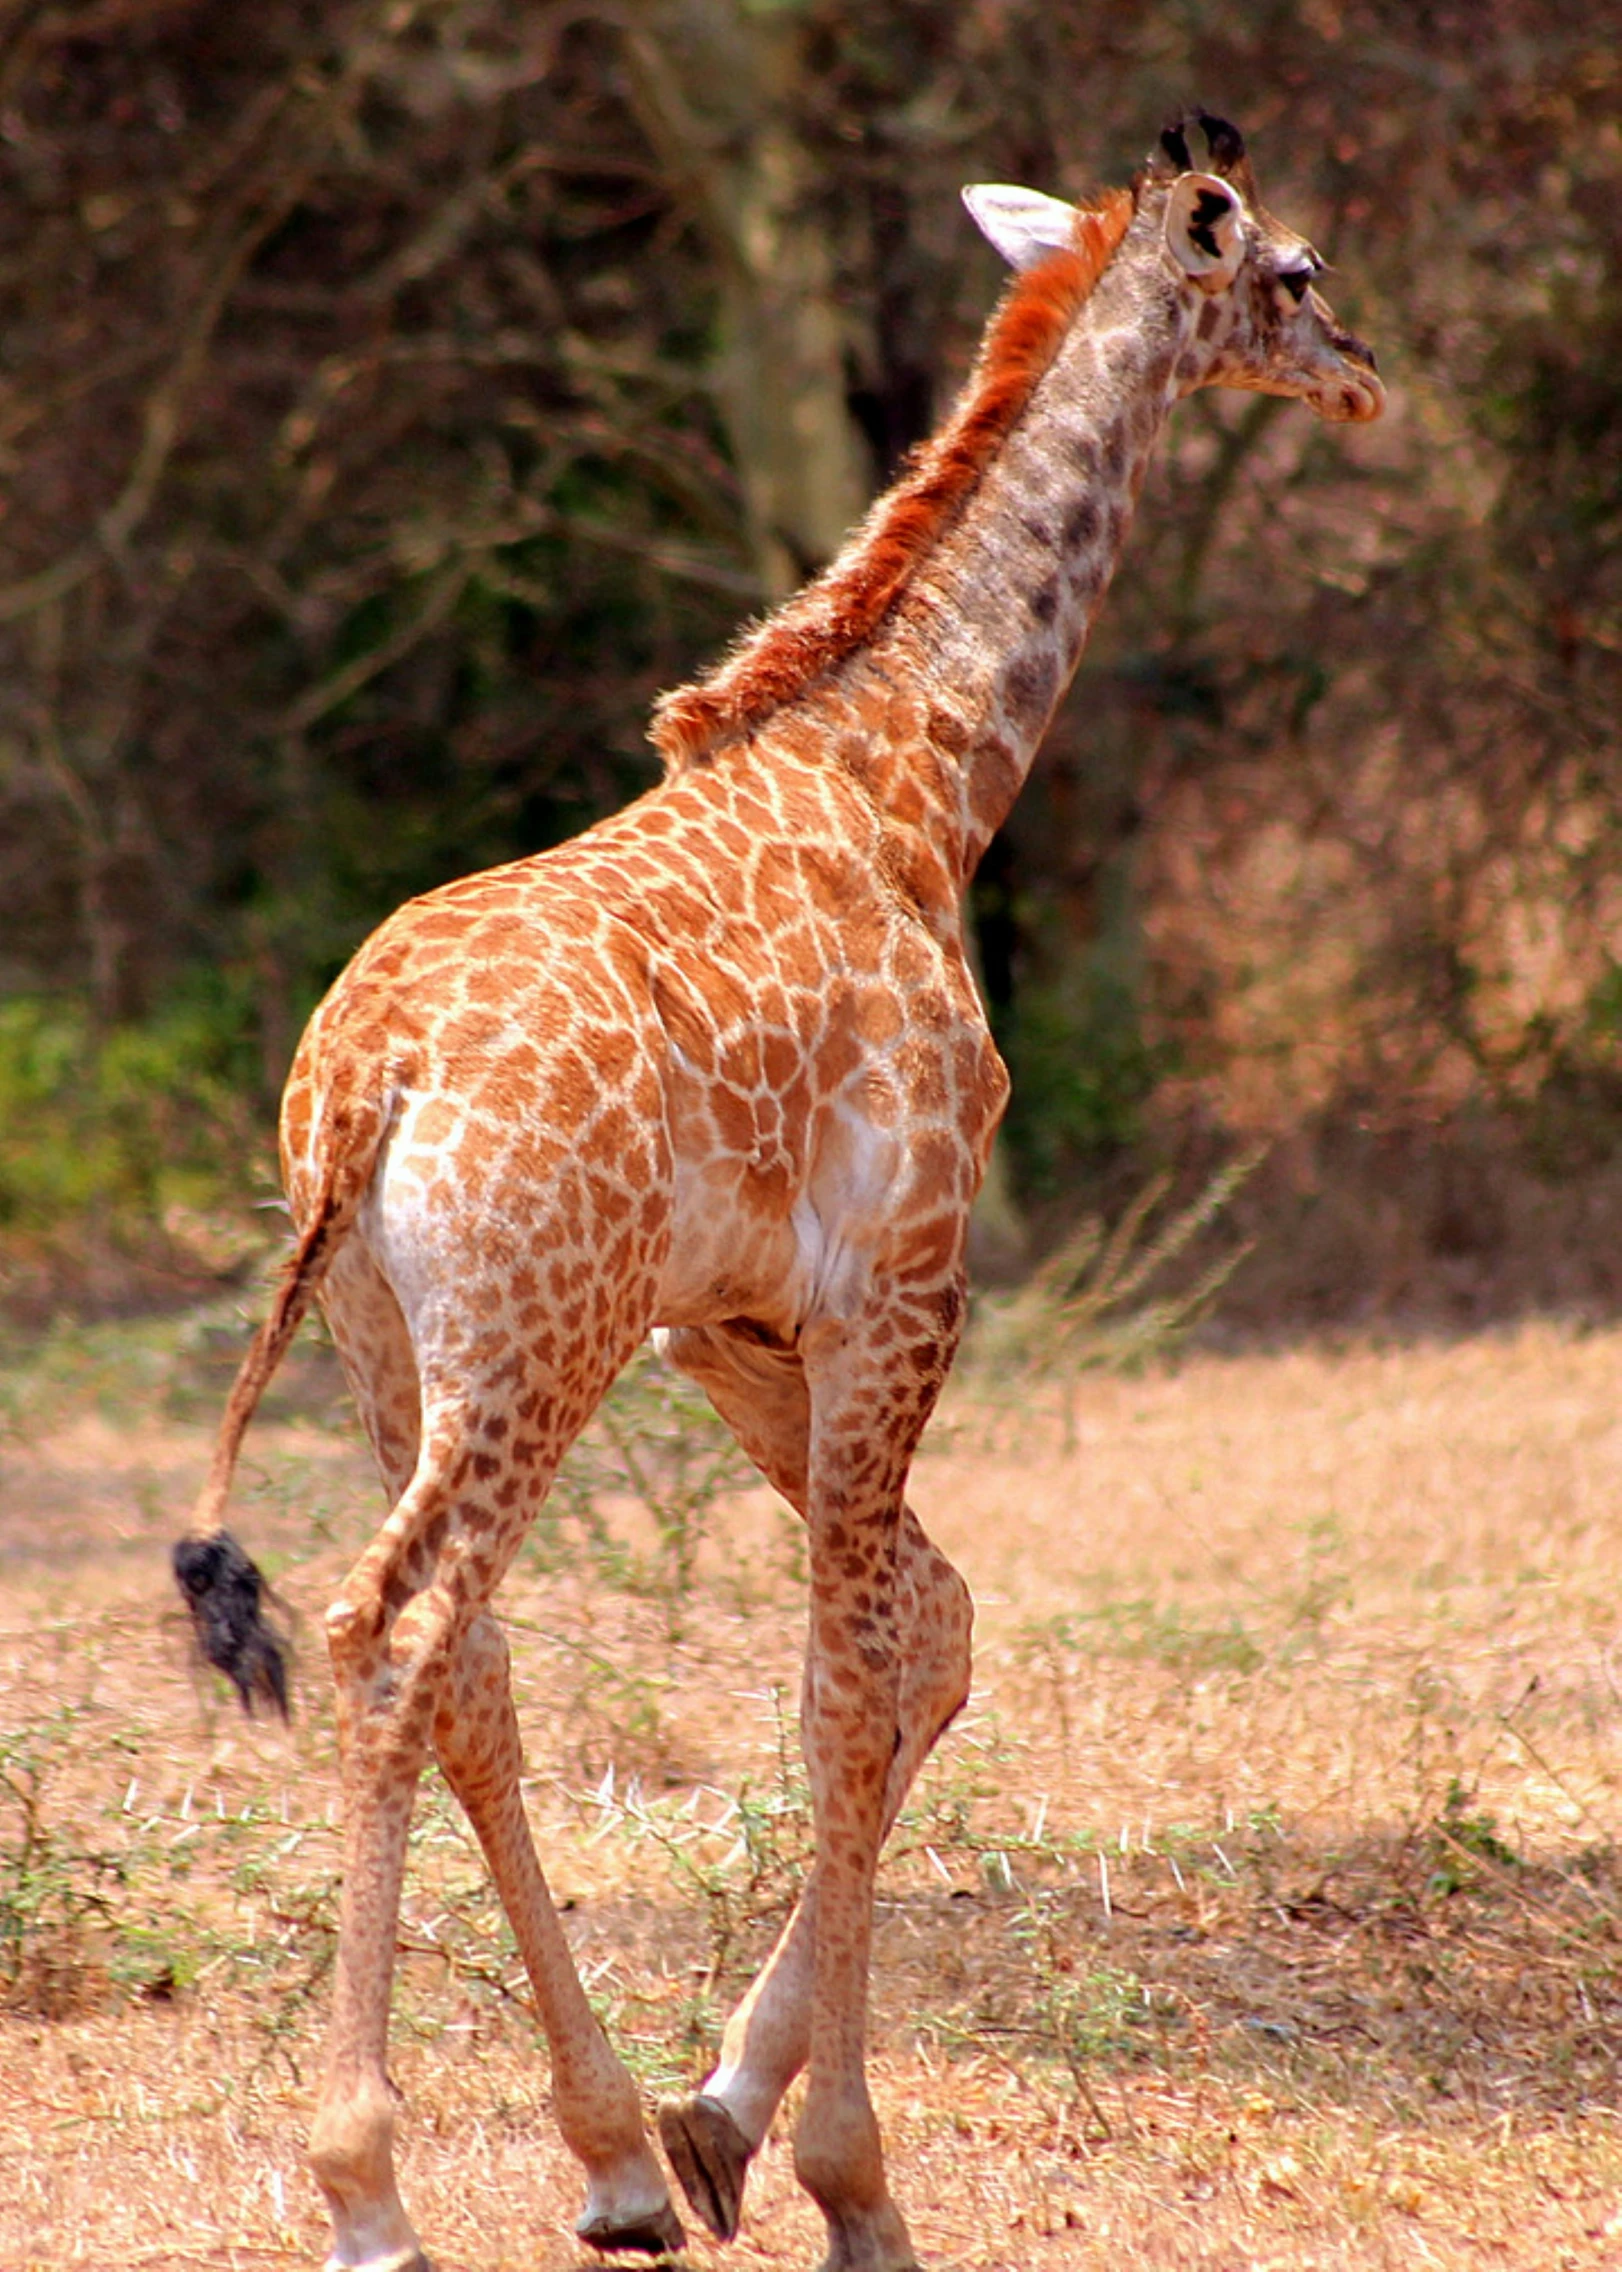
[964,109,1383,427]
[1149,109,1383,423]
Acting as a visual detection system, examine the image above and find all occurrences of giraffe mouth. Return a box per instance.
[1322,329,1384,423]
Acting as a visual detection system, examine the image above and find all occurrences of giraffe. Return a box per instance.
[174,112,1381,2272]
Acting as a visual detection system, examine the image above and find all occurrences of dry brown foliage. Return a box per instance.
[2,1316,1621,2267]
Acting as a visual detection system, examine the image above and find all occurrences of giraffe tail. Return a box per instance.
[172,1107,372,1719]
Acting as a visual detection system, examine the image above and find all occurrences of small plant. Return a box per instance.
[1427,1776,1521,1897]
[0,1711,126,2015]
[968,1145,1264,1443]
[596,1683,814,2000]
[1013,1888,1160,2073]
[1021,1600,1265,1682]
[539,1344,761,1640]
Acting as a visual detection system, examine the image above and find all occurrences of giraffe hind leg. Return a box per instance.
[306,1116,694,2261]
[309,1380,533,2272]
[433,1610,683,2257]
[658,1518,966,2246]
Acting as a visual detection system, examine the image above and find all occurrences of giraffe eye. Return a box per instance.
[1277,266,1312,305]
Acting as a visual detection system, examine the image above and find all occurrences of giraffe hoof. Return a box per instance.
[575,2198,686,2258]
[657,2094,752,2243]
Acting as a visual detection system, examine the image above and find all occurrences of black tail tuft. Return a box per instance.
[172,1530,292,1721]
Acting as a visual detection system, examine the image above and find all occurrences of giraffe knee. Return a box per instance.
[324,1590,383,1683]
[323,1584,463,1773]
[325,1583,447,1678]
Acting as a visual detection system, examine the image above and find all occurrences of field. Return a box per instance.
[3,1304,1621,2270]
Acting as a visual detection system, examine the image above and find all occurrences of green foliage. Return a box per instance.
[3,0,1620,1315]
[1011,1890,1164,2080]
[1025,1601,1266,1680]
[0,1691,514,2048]
[0,991,267,1240]
[1517,959,1622,1180]
[1582,958,1622,1049]
[999,969,1168,1197]
[1427,1778,1522,1899]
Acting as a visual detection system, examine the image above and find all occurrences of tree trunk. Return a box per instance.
[626,1,872,597]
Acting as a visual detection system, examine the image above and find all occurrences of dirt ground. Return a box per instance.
[2,1313,1622,2270]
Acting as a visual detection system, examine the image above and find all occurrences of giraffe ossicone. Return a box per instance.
[174,110,1380,2272]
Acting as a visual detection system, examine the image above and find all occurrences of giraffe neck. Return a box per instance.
[868,215,1191,881]
[655,198,1209,913]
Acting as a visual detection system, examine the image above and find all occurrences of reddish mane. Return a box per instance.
[652,187,1136,771]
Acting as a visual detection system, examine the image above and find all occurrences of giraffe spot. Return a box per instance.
[592,1025,637,1086]
[720,1033,765,1091]
[1062,494,1099,549]
[968,733,1021,826]
[854,989,904,1047]
[760,1029,801,1089]
[412,911,474,946]
[774,924,828,989]
[713,1085,756,1153]
[899,1045,949,1112]
[926,703,971,755]
[1028,575,1060,625]
[1003,648,1058,728]
[597,1181,634,1228]
[813,1023,862,1091]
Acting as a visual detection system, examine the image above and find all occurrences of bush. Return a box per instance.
[0,990,271,1277]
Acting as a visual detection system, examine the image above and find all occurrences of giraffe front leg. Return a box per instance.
[793,1567,916,2272]
[658,1514,970,2247]
[654,1322,811,2239]
[787,1307,963,2272]
[433,1611,683,2257]
[656,1322,969,2256]
[306,1417,513,2272]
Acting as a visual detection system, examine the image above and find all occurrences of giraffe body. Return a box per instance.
[178,114,1381,2271]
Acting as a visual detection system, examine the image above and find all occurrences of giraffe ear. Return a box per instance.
[1164,171,1244,290]
[961,184,1079,271]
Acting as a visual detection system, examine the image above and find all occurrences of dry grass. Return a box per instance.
[2,1311,1622,2268]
